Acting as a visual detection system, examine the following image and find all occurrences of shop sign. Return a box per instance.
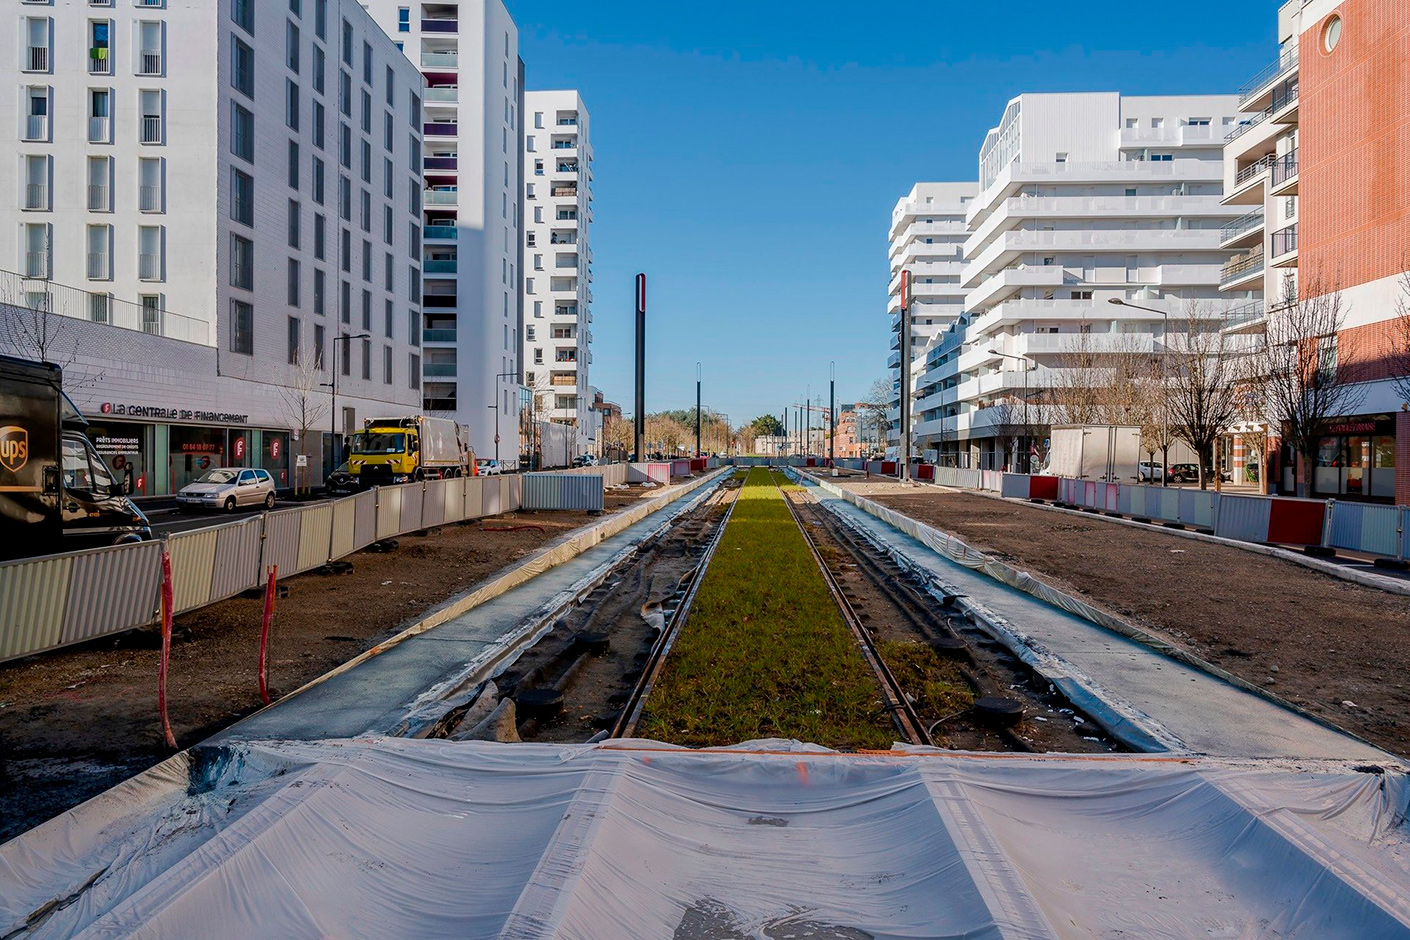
[1327,421,1380,435]
[233,436,247,460]
[269,438,282,460]
[100,402,249,424]
[92,435,141,456]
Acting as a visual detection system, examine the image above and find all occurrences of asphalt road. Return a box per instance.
[143,496,338,536]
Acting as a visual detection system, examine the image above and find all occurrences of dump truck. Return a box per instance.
[347,415,475,487]
[0,354,151,561]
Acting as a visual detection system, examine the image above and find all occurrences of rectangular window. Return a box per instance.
[385,111,394,152]
[89,20,111,76]
[231,103,253,162]
[288,200,301,248]
[288,140,300,188]
[383,345,392,384]
[341,228,351,272]
[230,168,253,226]
[286,79,299,131]
[338,70,351,117]
[312,44,325,95]
[361,140,372,183]
[360,190,371,233]
[339,123,351,167]
[341,280,350,323]
[87,156,110,212]
[314,213,326,259]
[231,37,253,98]
[409,267,420,303]
[138,156,161,211]
[385,66,395,105]
[314,323,326,368]
[385,252,394,290]
[288,258,300,305]
[24,154,48,211]
[361,289,371,330]
[86,224,111,280]
[397,8,410,32]
[315,0,326,40]
[137,21,162,76]
[341,18,353,66]
[230,233,253,290]
[340,333,350,375]
[383,207,393,246]
[362,41,372,85]
[313,268,326,314]
[409,311,419,347]
[286,20,299,73]
[138,225,162,280]
[339,176,351,220]
[361,89,372,133]
[312,101,325,149]
[384,298,393,338]
[287,315,300,364]
[230,300,253,354]
[410,354,420,390]
[139,89,162,143]
[312,158,325,203]
[232,0,253,36]
[83,88,105,143]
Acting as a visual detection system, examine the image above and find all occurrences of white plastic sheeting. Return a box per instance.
[3,739,1409,940]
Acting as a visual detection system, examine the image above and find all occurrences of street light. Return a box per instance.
[324,331,370,472]
[493,370,520,469]
[1109,297,1171,486]
[987,350,1035,473]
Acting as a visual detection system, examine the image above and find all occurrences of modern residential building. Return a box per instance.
[1,0,426,492]
[1223,0,1409,502]
[364,0,526,463]
[937,93,1248,469]
[522,89,594,455]
[885,183,975,455]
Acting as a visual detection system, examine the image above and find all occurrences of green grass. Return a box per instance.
[877,641,973,729]
[638,468,893,749]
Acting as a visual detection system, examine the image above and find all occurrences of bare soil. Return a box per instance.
[0,510,599,842]
[838,480,1410,757]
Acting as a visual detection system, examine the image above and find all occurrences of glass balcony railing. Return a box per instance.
[424,363,457,377]
[1220,248,1264,285]
[1220,208,1264,243]
[421,18,457,33]
[420,52,457,68]
[424,224,457,240]
[423,329,457,343]
[424,259,457,273]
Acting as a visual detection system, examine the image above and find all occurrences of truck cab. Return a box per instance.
[349,424,420,486]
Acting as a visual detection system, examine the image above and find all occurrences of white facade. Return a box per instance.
[522,89,593,453]
[921,93,1247,467]
[364,0,524,462]
[885,183,976,451]
[2,0,425,486]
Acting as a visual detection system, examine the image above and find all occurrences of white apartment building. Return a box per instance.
[1,0,425,492]
[522,89,594,454]
[939,93,1247,469]
[364,0,524,463]
[885,182,976,454]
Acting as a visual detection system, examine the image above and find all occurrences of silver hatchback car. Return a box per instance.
[177,467,277,512]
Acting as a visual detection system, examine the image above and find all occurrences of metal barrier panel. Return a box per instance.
[329,498,357,560]
[1403,508,1410,561]
[465,477,484,519]
[62,540,161,646]
[295,503,334,573]
[523,473,604,511]
[398,483,424,535]
[1328,502,1402,557]
[442,477,466,525]
[1117,483,1135,516]
[916,465,935,482]
[1099,483,1120,512]
[421,480,447,529]
[1029,476,1059,501]
[670,459,691,478]
[167,527,219,613]
[210,516,264,603]
[1154,487,1181,524]
[1082,480,1097,508]
[507,474,522,511]
[483,475,503,516]
[0,553,73,662]
[261,508,303,579]
[376,487,403,541]
[1267,498,1325,545]
[1178,489,1215,528]
[1000,474,1030,499]
[1215,494,1273,543]
[980,470,1004,492]
[522,473,560,509]
[352,490,378,550]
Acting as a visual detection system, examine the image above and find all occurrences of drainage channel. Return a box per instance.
[422,473,743,743]
[782,481,1122,754]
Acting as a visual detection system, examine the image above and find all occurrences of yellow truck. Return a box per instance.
[348,416,475,488]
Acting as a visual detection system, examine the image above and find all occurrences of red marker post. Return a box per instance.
[258,565,279,705]
[158,546,177,749]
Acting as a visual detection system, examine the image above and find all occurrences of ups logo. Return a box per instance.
[0,426,29,474]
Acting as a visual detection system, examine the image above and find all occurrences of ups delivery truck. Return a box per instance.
[0,354,151,562]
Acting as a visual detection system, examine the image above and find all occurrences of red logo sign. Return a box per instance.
[233,437,247,460]
[269,438,282,459]
[100,402,113,414]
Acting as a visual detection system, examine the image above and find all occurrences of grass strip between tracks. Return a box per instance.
[639,469,893,749]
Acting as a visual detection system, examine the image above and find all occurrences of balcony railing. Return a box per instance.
[423,122,458,137]
[1271,224,1298,258]
[25,251,49,278]
[1223,301,1265,329]
[87,253,110,280]
[424,294,457,308]
[140,115,162,143]
[424,190,457,205]
[551,141,575,150]
[88,184,108,211]
[420,52,457,68]
[24,184,47,210]
[549,235,577,245]
[1226,110,1270,142]
[139,185,161,211]
[424,224,456,240]
[88,50,110,74]
[424,259,457,274]
[423,156,457,171]
[139,253,161,280]
[138,52,162,75]
[26,46,49,72]
[423,363,457,377]
[557,118,578,126]
[421,18,457,33]
[1220,208,1264,243]
[1272,149,1298,187]
[551,187,577,198]
[423,328,456,343]
[424,87,458,103]
[25,115,48,141]
[1220,248,1264,285]
[88,116,109,143]
[1234,154,1276,186]
[1238,47,1298,108]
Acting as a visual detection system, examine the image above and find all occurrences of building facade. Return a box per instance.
[522,89,593,455]
[2,0,425,492]
[885,183,975,455]
[363,0,525,463]
[1223,0,1409,502]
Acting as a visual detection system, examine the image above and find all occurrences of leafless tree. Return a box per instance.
[1391,268,1410,408]
[1163,303,1245,489]
[856,375,892,455]
[1257,276,1365,497]
[274,355,331,495]
[1051,330,1108,426]
[0,279,104,390]
[986,397,1022,471]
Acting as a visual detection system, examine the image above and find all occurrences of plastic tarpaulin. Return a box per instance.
[4,738,1409,940]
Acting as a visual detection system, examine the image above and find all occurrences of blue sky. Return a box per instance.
[506,1,1276,426]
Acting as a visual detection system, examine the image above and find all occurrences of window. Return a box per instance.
[341,228,351,272]
[385,252,394,290]
[289,0,301,16]
[385,66,394,105]
[138,225,162,280]
[230,300,253,354]
[139,295,161,334]
[24,154,49,211]
[312,44,325,94]
[89,20,112,75]
[286,79,300,131]
[231,37,254,98]
[286,20,299,73]
[232,0,253,35]
[314,323,326,368]
[339,176,351,220]
[313,268,326,314]
[287,316,301,364]
[86,224,111,280]
[137,21,161,76]
[362,41,372,85]
[397,8,409,32]
[231,103,253,162]
[360,190,371,232]
[87,156,111,211]
[340,280,350,322]
[230,233,253,289]
[312,101,326,149]
[384,298,393,337]
[23,223,49,278]
[288,200,301,248]
[340,334,350,375]
[361,90,372,133]
[410,354,420,389]
[383,346,392,384]
[338,70,351,117]
[139,89,162,143]
[288,258,300,305]
[314,0,326,40]
[341,18,353,66]
[139,156,161,211]
[362,239,372,281]
[339,124,351,167]
[230,168,253,226]
[26,87,50,142]
[1151,153,1174,162]
[313,157,325,203]
[1187,117,1210,126]
[409,311,419,347]
[361,140,372,182]
[384,207,393,245]
[361,289,371,329]
[314,213,326,259]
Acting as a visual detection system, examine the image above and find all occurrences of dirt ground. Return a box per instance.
[836,479,1410,758]
[0,509,602,842]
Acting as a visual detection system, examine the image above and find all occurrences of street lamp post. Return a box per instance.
[325,331,370,473]
[1109,298,1170,486]
[988,350,1034,473]
[492,370,520,469]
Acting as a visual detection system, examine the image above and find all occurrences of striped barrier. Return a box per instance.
[522,472,605,512]
[629,463,671,484]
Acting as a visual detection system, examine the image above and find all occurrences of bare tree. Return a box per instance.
[0,279,104,390]
[1391,268,1410,407]
[856,375,892,455]
[274,356,331,495]
[1051,329,1110,426]
[1257,277,1365,497]
[1163,303,1245,489]
[986,398,1022,471]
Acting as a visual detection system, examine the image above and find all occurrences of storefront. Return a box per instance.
[1304,416,1398,501]
[85,402,292,496]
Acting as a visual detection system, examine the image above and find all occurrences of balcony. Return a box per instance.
[25,46,49,72]
[551,140,576,150]
[87,252,110,280]
[138,51,162,76]
[1270,224,1298,265]
[26,250,49,278]
[1227,76,1298,143]
[421,52,457,68]
[139,185,161,212]
[140,115,162,144]
[23,184,47,211]
[424,224,457,240]
[1239,48,1298,109]
[423,122,458,137]
[423,328,457,343]
[424,190,457,205]
[87,116,108,143]
[1271,149,1298,194]
[424,294,457,309]
[88,184,109,211]
[88,49,110,75]
[1220,208,1265,248]
[424,259,457,274]
[25,115,48,142]
[1222,301,1267,334]
[424,156,458,172]
[424,363,457,377]
[425,87,458,104]
[551,186,578,198]
[1220,248,1264,288]
[139,253,161,280]
[549,235,577,245]
[557,117,578,126]
[421,18,457,33]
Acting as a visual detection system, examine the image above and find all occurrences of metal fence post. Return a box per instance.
[1322,499,1336,549]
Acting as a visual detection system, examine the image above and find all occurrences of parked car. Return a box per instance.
[1137,461,1169,483]
[177,467,276,512]
[572,454,598,467]
[326,462,358,495]
[1167,463,1200,483]
[477,459,504,476]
